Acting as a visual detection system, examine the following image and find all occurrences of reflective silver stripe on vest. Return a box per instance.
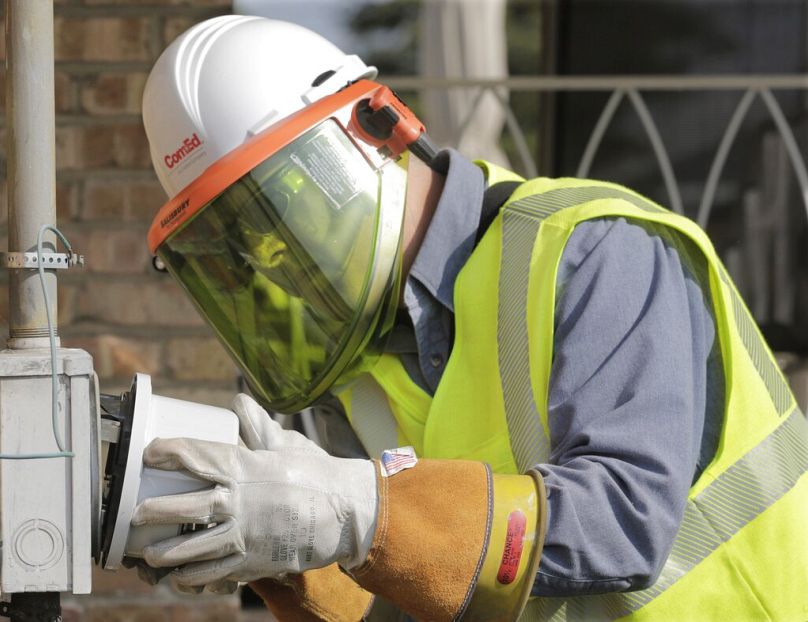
[349,374,399,458]
[526,408,808,621]
[500,185,794,468]
[719,269,793,416]
[500,186,807,620]
[543,187,793,416]
[498,186,671,472]
[499,205,553,471]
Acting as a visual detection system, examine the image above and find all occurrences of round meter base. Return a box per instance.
[100,373,239,570]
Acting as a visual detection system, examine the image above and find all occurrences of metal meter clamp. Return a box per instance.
[1,251,85,270]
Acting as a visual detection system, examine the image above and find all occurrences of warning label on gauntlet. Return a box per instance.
[497,510,527,585]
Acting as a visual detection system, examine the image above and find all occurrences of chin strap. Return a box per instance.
[351,85,440,169]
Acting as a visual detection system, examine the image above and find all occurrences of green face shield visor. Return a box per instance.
[155,119,406,412]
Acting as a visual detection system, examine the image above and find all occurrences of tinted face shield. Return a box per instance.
[149,81,413,412]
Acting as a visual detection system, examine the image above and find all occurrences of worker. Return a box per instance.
[131,14,808,621]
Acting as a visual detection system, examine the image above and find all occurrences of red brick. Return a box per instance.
[69,228,151,274]
[159,6,234,45]
[76,279,206,327]
[0,181,6,226]
[56,71,76,113]
[82,181,125,221]
[127,180,167,222]
[162,16,196,47]
[106,336,163,377]
[57,282,81,326]
[56,125,80,170]
[84,603,171,622]
[83,179,166,223]
[65,588,241,622]
[55,18,152,62]
[168,597,242,622]
[57,180,79,222]
[89,565,160,597]
[114,125,152,168]
[86,125,150,169]
[57,124,152,170]
[63,334,163,379]
[60,603,83,622]
[81,72,148,116]
[165,337,238,381]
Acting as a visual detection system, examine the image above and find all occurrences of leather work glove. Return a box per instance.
[131,422,378,586]
[231,393,313,453]
[121,556,237,595]
[128,394,373,618]
[121,393,301,596]
[133,394,549,621]
[229,394,376,619]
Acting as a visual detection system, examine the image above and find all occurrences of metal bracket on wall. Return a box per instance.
[1,251,84,270]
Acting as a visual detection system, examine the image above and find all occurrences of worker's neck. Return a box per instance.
[400,156,445,290]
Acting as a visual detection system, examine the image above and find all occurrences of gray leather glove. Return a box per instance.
[231,393,316,453]
[121,557,236,595]
[130,396,378,590]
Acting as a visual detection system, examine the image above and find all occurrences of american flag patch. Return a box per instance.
[380,446,418,477]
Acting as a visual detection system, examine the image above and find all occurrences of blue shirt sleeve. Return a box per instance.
[532,217,717,596]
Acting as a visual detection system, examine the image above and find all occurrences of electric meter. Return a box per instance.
[98,373,239,570]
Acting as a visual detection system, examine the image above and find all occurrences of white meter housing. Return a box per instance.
[0,348,96,594]
[100,373,239,570]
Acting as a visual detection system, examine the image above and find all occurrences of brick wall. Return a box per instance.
[0,1,244,403]
[0,0,263,618]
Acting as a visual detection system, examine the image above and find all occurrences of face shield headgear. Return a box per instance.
[148,80,430,413]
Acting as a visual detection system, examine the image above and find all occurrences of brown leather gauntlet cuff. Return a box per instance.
[350,459,493,622]
[249,563,373,622]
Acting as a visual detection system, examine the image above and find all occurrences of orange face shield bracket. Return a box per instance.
[149,80,436,255]
[350,85,440,169]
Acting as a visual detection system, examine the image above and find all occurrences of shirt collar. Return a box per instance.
[406,149,485,311]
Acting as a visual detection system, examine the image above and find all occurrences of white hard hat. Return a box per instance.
[143,16,438,412]
[142,15,377,199]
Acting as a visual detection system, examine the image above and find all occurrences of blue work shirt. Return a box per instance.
[390,150,723,596]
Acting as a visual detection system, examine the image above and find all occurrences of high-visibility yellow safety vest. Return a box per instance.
[336,163,808,621]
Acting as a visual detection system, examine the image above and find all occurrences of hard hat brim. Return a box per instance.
[148,79,389,255]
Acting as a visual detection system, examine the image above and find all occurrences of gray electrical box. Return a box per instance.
[0,348,98,594]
